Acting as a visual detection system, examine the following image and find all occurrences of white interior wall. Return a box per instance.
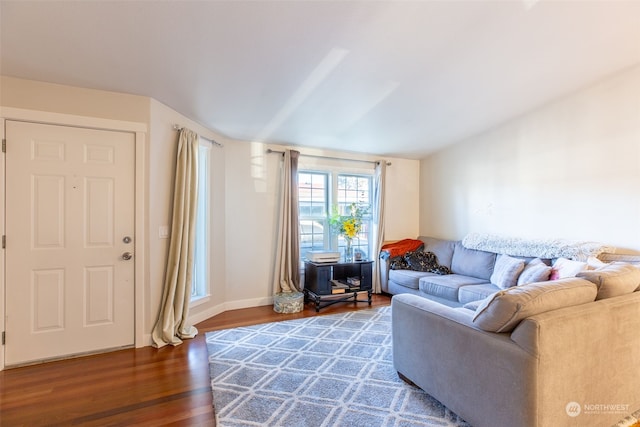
[148,100,228,329]
[384,158,421,241]
[1,76,421,339]
[420,65,640,253]
[222,143,421,312]
[222,141,280,309]
[0,76,150,123]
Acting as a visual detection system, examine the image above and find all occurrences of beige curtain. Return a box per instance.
[272,149,301,293]
[372,160,387,293]
[151,128,199,347]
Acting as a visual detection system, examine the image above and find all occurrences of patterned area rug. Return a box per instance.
[206,306,471,427]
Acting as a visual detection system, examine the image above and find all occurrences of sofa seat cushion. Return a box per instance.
[389,269,437,290]
[577,262,640,300]
[472,277,597,333]
[419,274,490,301]
[458,283,501,304]
[450,242,497,280]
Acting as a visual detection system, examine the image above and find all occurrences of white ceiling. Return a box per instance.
[2,1,640,158]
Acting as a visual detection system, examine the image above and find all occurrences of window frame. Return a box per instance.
[298,168,374,261]
[191,137,212,305]
[333,173,373,259]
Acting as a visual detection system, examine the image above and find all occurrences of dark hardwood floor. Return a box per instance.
[0,294,391,426]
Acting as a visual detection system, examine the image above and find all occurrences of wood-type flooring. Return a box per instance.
[0,294,391,426]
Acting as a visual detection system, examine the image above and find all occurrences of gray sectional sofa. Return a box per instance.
[383,236,640,427]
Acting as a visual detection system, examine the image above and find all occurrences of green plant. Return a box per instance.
[329,203,369,240]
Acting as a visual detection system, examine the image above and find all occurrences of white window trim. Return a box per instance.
[191,137,212,304]
[299,168,374,259]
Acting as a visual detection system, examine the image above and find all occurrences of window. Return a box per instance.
[298,170,373,260]
[336,174,372,258]
[192,138,211,302]
[299,172,328,253]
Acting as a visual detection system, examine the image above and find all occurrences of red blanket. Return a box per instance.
[381,238,424,258]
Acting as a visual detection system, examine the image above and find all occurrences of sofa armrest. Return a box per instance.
[510,292,640,427]
[391,294,537,427]
[379,250,391,293]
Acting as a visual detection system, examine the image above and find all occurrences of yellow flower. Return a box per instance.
[329,202,368,241]
[344,219,357,238]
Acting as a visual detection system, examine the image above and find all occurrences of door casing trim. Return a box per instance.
[0,107,148,371]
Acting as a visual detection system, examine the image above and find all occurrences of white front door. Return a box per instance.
[4,120,135,366]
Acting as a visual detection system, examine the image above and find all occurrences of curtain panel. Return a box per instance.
[272,149,301,294]
[151,128,199,348]
[372,160,387,293]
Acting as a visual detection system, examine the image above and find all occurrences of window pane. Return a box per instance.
[337,174,372,259]
[192,142,210,300]
[298,172,327,218]
[299,219,327,254]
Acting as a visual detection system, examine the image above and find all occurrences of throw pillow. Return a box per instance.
[549,257,588,280]
[490,254,525,289]
[517,258,552,286]
[586,256,607,270]
[472,278,598,333]
[576,262,640,300]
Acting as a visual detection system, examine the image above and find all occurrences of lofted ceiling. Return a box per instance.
[1,1,640,158]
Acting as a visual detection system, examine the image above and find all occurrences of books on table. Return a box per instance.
[330,279,360,294]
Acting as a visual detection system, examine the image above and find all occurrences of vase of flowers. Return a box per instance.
[329,203,367,262]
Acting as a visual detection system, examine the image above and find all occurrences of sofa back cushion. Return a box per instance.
[472,278,597,333]
[418,236,456,268]
[450,242,496,280]
[576,262,640,300]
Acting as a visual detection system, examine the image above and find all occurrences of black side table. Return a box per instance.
[304,260,373,312]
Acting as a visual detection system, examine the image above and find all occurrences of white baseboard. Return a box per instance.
[223,296,274,312]
[189,302,226,326]
[188,296,275,328]
[140,334,152,348]
[137,296,277,349]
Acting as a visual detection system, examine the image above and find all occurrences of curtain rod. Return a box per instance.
[173,124,223,147]
[266,149,391,166]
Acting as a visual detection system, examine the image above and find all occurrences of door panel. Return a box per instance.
[5,121,135,366]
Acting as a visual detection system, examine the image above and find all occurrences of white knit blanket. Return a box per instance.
[462,233,615,260]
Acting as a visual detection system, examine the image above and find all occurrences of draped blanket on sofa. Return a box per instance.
[462,232,615,260]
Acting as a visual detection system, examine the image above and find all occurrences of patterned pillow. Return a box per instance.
[490,254,525,289]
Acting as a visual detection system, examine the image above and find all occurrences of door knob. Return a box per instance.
[122,252,133,261]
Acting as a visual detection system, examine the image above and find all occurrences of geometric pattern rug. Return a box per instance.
[206,306,471,427]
